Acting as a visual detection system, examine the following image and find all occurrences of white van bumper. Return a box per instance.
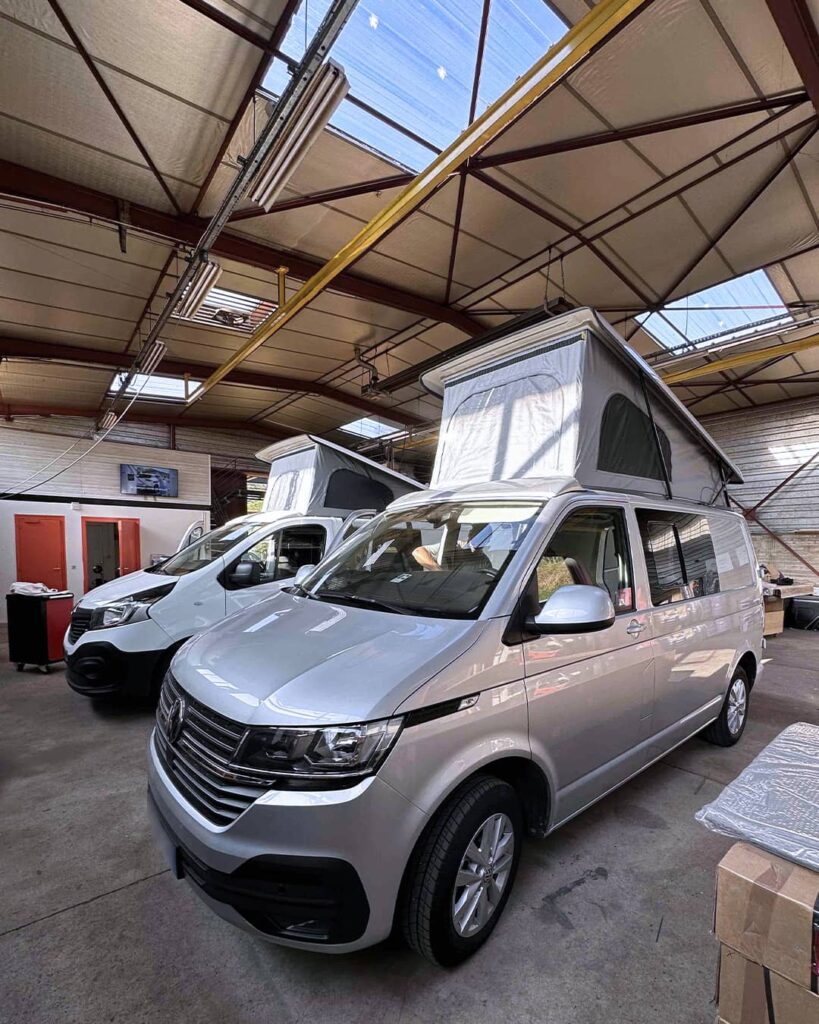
[64,618,173,698]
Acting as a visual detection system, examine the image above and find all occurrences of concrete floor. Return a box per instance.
[2,632,817,1024]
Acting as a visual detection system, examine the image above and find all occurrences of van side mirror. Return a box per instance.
[229,560,262,588]
[293,564,316,587]
[528,584,615,634]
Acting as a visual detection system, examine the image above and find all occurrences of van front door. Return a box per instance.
[225,522,328,613]
[523,504,654,825]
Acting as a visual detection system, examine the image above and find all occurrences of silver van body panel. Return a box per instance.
[171,591,482,727]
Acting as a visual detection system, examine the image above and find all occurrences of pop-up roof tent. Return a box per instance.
[422,308,743,505]
[255,434,421,516]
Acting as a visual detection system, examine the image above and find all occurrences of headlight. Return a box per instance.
[238,717,403,778]
[89,582,175,630]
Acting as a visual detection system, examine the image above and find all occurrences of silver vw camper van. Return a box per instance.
[147,311,763,965]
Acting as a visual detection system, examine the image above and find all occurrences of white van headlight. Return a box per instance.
[239,717,403,778]
[89,582,175,630]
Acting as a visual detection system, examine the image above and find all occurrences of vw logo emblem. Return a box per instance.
[166,696,186,745]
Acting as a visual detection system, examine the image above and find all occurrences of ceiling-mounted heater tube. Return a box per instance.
[176,257,222,319]
[250,60,349,210]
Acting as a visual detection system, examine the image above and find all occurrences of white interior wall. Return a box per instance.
[0,425,213,620]
[0,499,206,619]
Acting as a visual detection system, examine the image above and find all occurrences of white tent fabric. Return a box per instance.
[256,434,421,516]
[423,309,742,505]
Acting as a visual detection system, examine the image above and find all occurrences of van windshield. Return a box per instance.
[305,501,542,618]
[150,521,268,577]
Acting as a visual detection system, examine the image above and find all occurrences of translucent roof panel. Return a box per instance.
[264,0,567,171]
[339,415,402,438]
[637,270,794,350]
[110,373,196,402]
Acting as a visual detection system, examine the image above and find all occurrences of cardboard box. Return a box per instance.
[763,595,784,636]
[716,843,819,991]
[718,946,819,1024]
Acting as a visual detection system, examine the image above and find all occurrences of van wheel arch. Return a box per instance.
[391,757,551,941]
[735,651,757,689]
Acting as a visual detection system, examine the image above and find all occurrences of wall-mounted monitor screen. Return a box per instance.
[120,464,179,498]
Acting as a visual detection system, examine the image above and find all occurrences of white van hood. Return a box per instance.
[171,590,480,727]
[77,570,170,607]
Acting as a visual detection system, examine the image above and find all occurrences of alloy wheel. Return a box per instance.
[451,812,515,937]
[727,677,747,735]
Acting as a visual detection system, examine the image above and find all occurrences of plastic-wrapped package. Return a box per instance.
[695,722,819,871]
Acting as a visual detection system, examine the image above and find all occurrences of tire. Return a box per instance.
[702,667,750,747]
[401,775,522,966]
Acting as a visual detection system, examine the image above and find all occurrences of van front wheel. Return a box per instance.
[401,775,522,966]
[702,667,750,746]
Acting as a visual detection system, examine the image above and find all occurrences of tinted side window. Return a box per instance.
[598,394,672,482]
[536,506,634,612]
[676,515,720,596]
[636,510,720,605]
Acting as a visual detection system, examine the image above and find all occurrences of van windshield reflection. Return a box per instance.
[149,522,265,577]
[306,501,542,618]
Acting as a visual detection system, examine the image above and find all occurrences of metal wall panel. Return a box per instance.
[0,425,209,504]
[705,397,819,532]
[704,396,819,580]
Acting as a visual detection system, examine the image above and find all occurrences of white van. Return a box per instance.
[145,311,764,965]
[64,436,420,700]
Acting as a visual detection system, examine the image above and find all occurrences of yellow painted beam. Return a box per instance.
[192,0,651,402]
[660,333,819,384]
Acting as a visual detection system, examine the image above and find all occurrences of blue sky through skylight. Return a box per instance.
[637,270,793,349]
[264,0,567,171]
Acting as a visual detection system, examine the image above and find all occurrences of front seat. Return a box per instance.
[564,556,593,586]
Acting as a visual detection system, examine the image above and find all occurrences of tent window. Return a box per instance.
[597,394,672,482]
[324,470,394,511]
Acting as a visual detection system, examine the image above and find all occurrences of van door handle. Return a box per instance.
[626,619,647,637]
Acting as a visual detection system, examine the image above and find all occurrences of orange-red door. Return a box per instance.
[117,518,141,576]
[15,514,67,590]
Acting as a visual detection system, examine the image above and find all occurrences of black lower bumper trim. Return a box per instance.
[149,789,370,945]
[66,642,166,698]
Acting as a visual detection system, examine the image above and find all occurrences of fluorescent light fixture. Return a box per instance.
[134,339,167,377]
[339,416,401,439]
[250,59,349,210]
[176,258,222,319]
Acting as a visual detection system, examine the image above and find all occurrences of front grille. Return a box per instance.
[68,607,93,643]
[155,673,274,826]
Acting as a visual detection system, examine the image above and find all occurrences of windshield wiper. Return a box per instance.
[314,590,410,615]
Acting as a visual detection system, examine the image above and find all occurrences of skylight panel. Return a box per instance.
[265,0,567,171]
[108,373,198,402]
[339,415,402,438]
[637,270,793,350]
[172,284,277,334]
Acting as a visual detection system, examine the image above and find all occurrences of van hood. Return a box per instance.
[76,570,171,607]
[171,590,480,727]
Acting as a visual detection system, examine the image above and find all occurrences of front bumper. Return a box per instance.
[64,616,173,698]
[65,642,166,698]
[147,731,427,952]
